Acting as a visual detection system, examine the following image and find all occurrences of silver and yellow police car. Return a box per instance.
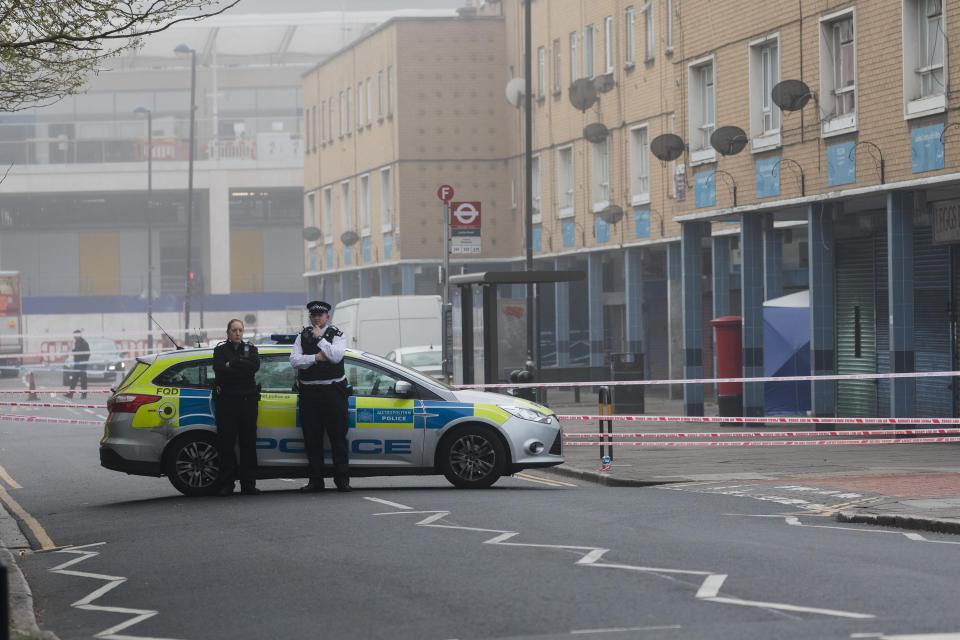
[99,342,563,495]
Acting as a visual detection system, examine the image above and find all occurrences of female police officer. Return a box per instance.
[213,319,261,496]
[289,301,351,492]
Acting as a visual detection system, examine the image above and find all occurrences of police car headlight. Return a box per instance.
[499,405,553,424]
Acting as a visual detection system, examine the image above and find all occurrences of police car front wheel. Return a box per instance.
[164,432,223,497]
[439,426,506,489]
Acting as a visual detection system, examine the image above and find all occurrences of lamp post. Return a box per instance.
[175,44,197,340]
[523,0,539,388]
[134,107,154,351]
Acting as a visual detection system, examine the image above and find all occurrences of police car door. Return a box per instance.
[254,353,305,468]
[344,357,423,467]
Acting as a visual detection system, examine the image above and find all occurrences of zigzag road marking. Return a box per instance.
[736,514,960,546]
[363,499,874,620]
[49,542,183,640]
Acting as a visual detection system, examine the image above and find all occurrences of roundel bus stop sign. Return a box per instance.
[449,201,482,254]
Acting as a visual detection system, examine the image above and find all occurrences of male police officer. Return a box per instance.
[289,301,351,492]
[213,319,261,496]
[66,329,90,399]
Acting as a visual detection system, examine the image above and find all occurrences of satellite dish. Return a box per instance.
[650,133,686,162]
[594,73,616,94]
[710,126,748,156]
[583,123,609,144]
[340,230,360,247]
[505,78,526,108]
[771,79,814,112]
[598,205,624,225]
[568,78,598,112]
[302,226,321,242]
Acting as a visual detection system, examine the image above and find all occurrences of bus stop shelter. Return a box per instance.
[449,270,584,385]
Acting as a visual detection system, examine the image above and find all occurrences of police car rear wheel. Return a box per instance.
[440,426,505,489]
[165,433,222,497]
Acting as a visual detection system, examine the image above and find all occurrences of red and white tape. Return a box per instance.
[0,412,102,426]
[0,389,112,395]
[563,428,960,439]
[459,369,960,390]
[563,437,960,447]
[0,401,104,409]
[557,414,960,425]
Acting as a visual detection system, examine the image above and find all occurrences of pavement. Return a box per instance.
[541,389,960,534]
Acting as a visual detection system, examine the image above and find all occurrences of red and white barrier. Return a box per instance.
[0,389,111,395]
[563,437,960,447]
[0,401,104,409]
[0,413,102,426]
[563,428,960,439]
[557,414,960,425]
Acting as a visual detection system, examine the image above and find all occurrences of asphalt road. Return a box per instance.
[2,397,960,640]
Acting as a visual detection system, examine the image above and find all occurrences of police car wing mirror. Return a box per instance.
[393,380,413,397]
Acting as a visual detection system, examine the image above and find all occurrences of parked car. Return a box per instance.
[385,345,443,380]
[62,338,127,384]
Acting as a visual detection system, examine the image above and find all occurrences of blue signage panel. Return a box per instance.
[827,140,856,186]
[533,225,542,253]
[634,208,650,238]
[595,217,609,243]
[562,220,576,248]
[694,169,716,208]
[362,238,372,263]
[755,156,781,199]
[325,245,334,269]
[383,233,393,260]
[912,123,945,173]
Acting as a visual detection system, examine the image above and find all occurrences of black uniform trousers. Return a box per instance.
[299,383,349,483]
[68,365,88,394]
[215,392,259,487]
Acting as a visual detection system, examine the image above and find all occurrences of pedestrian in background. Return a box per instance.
[289,300,351,492]
[66,329,90,399]
[213,319,261,496]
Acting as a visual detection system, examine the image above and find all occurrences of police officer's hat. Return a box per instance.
[306,300,332,315]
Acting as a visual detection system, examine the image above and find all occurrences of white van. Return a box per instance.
[332,295,442,356]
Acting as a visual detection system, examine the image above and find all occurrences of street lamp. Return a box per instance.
[134,106,154,352]
[175,43,197,339]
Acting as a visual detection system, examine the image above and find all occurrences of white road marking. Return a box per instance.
[774,515,960,545]
[50,542,182,640]
[371,506,874,620]
[0,464,23,489]
[570,624,682,635]
[363,497,412,510]
[514,472,577,487]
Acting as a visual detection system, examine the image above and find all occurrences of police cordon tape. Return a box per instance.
[458,369,960,389]
[0,401,103,409]
[563,438,960,447]
[0,388,111,395]
[563,428,960,438]
[555,414,960,425]
[0,413,102,426]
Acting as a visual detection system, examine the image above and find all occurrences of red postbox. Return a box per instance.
[711,315,743,418]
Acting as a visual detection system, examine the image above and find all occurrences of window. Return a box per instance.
[591,138,610,210]
[338,91,344,137]
[625,6,637,66]
[307,192,317,228]
[321,100,327,144]
[532,154,542,222]
[340,180,352,232]
[312,106,318,150]
[305,107,312,153]
[322,186,333,241]
[378,70,385,116]
[153,360,213,389]
[553,39,562,93]
[569,32,579,83]
[328,96,335,142]
[366,77,373,124]
[358,82,364,130]
[359,174,371,235]
[666,0,674,51]
[584,25,595,78]
[819,10,856,133]
[557,145,575,217]
[257,354,297,393]
[345,86,352,133]
[387,66,394,115]
[604,16,615,73]
[344,359,407,398]
[903,0,946,116]
[380,167,393,231]
[644,2,654,61]
[537,46,546,97]
[688,58,715,160]
[630,125,650,204]
[750,37,781,148]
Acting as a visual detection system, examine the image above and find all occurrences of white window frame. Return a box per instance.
[338,91,344,137]
[819,8,857,136]
[604,16,615,74]
[346,86,352,134]
[532,154,542,223]
[320,100,327,146]
[629,124,650,205]
[902,0,947,118]
[625,6,636,68]
[306,191,317,229]
[387,65,395,116]
[749,34,782,152]
[570,32,579,83]
[328,96,335,142]
[340,180,352,233]
[357,82,364,132]
[366,77,373,125]
[537,46,546,98]
[643,2,654,62]
[305,106,312,154]
[322,186,333,243]
[377,70,385,117]
[557,145,575,218]
[380,167,394,232]
[359,174,371,236]
[687,55,716,164]
[553,39,563,94]
[666,0,674,53]
[591,137,611,212]
[584,25,595,79]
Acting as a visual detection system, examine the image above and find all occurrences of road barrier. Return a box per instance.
[563,437,960,447]
[556,414,960,425]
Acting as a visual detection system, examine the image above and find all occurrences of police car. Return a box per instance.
[99,343,564,496]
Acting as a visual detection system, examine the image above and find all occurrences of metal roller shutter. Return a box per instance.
[875,235,890,417]
[835,238,877,417]
[913,228,951,417]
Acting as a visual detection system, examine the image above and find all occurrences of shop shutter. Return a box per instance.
[835,238,877,417]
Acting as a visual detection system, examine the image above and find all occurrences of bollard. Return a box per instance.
[26,372,38,402]
[597,386,613,463]
[1,559,8,640]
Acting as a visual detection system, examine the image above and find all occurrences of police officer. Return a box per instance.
[66,329,90,399]
[289,301,351,492]
[212,319,261,496]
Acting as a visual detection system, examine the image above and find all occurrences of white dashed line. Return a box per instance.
[363,497,413,510]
